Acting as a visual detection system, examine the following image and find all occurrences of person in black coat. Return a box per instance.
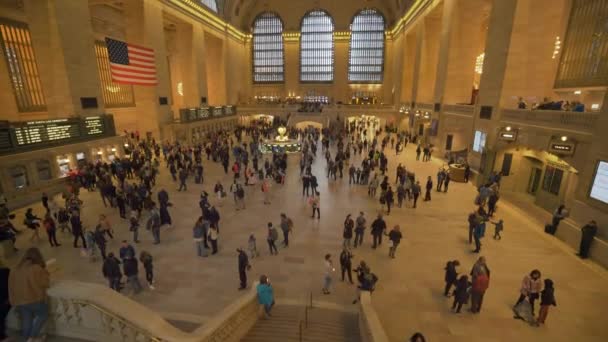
[237,248,250,290]
[208,206,220,233]
[0,261,9,340]
[123,257,142,294]
[102,253,122,291]
[424,176,433,201]
[339,248,354,284]
[70,210,87,248]
[451,275,471,313]
[370,214,386,249]
[578,220,598,259]
[444,260,460,296]
[93,225,107,259]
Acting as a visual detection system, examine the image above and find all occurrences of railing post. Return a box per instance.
[299,320,303,342]
[309,292,313,308]
[305,306,308,328]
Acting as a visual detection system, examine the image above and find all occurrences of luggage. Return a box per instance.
[544,224,556,235]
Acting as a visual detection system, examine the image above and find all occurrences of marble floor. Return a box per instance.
[5,139,608,342]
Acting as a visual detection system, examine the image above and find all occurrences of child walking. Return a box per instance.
[492,219,504,240]
[451,275,471,313]
[140,251,155,290]
[537,279,556,325]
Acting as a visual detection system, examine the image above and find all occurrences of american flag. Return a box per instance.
[105,37,157,86]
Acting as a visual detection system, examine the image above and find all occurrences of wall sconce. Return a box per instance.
[573,90,581,95]
[505,126,512,131]
[111,148,117,152]
[124,143,129,147]
[560,136,568,142]
[97,151,103,155]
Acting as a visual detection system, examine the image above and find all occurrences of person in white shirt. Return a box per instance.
[322,254,335,295]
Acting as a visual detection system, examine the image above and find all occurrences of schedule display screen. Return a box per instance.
[14,119,81,146]
[590,161,608,204]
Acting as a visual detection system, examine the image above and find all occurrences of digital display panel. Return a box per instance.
[590,161,608,204]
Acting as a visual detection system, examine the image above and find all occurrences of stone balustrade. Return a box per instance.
[500,108,599,134]
[7,280,260,342]
[358,292,389,342]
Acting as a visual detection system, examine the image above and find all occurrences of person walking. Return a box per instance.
[451,275,471,314]
[193,217,208,257]
[178,167,188,191]
[491,219,504,240]
[537,279,557,325]
[119,240,136,262]
[140,251,155,290]
[42,213,60,247]
[387,225,402,258]
[93,224,108,260]
[385,186,394,215]
[309,192,320,219]
[472,218,485,253]
[467,212,477,244]
[98,214,114,239]
[354,212,366,248]
[257,275,274,317]
[412,181,421,208]
[339,247,354,284]
[280,213,293,247]
[371,214,386,249]
[470,268,489,314]
[267,223,279,255]
[343,214,354,248]
[322,254,335,295]
[578,220,598,259]
[444,260,460,297]
[424,176,433,201]
[237,248,251,290]
[208,223,219,255]
[262,178,271,204]
[130,215,140,243]
[123,256,142,294]
[102,252,122,292]
[236,184,246,210]
[147,203,161,245]
[514,269,542,316]
[8,248,50,341]
[70,210,87,249]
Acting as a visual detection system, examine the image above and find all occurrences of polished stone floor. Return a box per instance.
[6,138,608,342]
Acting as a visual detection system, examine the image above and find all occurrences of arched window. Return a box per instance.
[199,0,218,13]
[300,10,335,82]
[252,12,284,83]
[348,9,385,83]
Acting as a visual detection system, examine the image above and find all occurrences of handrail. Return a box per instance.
[304,306,309,328]
[299,320,304,342]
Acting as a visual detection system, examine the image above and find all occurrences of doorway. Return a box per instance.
[527,167,542,194]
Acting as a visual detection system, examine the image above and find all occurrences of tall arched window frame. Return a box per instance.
[348,9,385,83]
[252,12,284,83]
[300,10,335,83]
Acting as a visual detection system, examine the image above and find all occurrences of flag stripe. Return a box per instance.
[111,71,158,80]
[126,43,154,53]
[110,64,157,75]
[127,49,155,60]
[106,37,157,86]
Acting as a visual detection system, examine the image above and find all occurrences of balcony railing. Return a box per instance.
[443,104,474,116]
[500,108,599,134]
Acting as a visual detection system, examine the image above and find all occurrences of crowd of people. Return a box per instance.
[0,112,603,342]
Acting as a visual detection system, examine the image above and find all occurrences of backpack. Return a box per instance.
[237,188,245,198]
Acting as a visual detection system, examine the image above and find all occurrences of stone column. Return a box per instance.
[471,0,518,184]
[124,0,172,139]
[192,25,209,105]
[26,0,104,117]
[410,24,424,107]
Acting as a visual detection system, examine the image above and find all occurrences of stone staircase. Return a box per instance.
[242,304,360,342]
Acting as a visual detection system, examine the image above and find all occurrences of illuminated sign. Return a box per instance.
[548,140,575,156]
[551,144,572,152]
[498,130,518,142]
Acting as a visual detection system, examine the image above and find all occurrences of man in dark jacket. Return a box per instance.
[444,260,460,296]
[354,212,366,248]
[119,240,136,262]
[387,225,402,258]
[578,220,598,259]
[339,248,354,284]
[93,225,107,259]
[371,214,387,249]
[102,253,122,291]
[70,210,87,248]
[208,206,220,233]
[123,257,142,294]
[237,248,250,290]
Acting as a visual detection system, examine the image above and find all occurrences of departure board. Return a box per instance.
[14,119,81,146]
[84,116,105,135]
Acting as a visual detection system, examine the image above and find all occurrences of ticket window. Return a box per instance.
[108,147,117,162]
[56,156,71,178]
